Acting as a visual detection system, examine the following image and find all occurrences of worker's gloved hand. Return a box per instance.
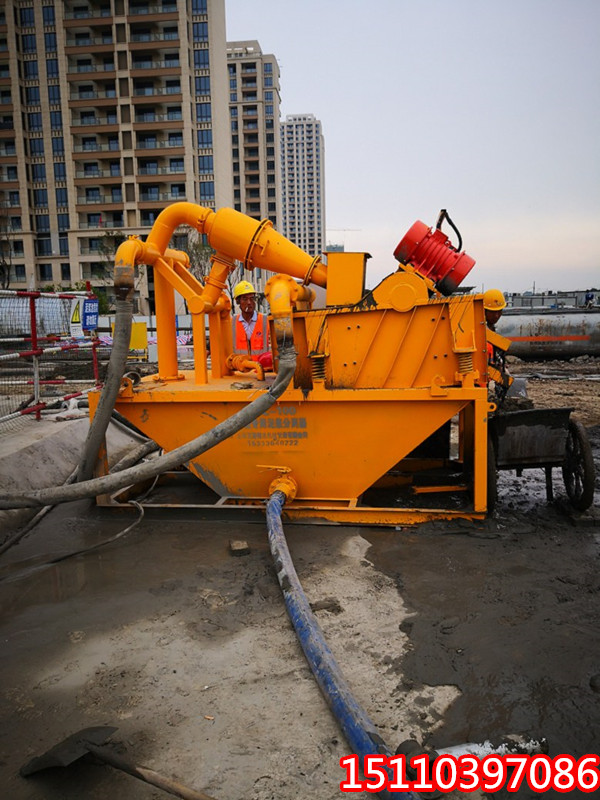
[257,352,273,371]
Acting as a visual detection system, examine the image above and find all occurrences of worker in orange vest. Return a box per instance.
[484,288,510,401]
[232,280,273,369]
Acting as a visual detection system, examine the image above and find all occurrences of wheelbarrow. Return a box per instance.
[488,407,596,512]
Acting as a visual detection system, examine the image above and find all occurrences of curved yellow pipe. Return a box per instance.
[226,354,265,382]
[164,247,190,268]
[266,274,314,316]
[265,274,307,347]
[144,202,216,260]
[121,202,328,325]
[114,237,145,300]
[142,202,328,289]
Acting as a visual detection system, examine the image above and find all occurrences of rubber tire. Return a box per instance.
[562,420,595,511]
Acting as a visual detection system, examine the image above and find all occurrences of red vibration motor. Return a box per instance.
[394,216,476,295]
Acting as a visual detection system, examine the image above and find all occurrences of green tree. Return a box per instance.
[180,226,214,283]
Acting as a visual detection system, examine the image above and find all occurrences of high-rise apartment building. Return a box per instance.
[0,0,232,311]
[226,39,280,296]
[280,113,325,257]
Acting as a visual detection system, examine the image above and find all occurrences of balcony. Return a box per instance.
[130,32,179,43]
[73,142,120,153]
[64,8,112,20]
[78,218,123,229]
[134,111,182,123]
[139,191,186,202]
[138,165,184,175]
[136,139,183,150]
[77,194,123,205]
[79,245,103,255]
[66,35,114,46]
[72,115,118,126]
[76,168,121,178]
[132,86,181,98]
[68,63,116,75]
[70,89,117,101]
[129,4,177,14]
[131,59,180,70]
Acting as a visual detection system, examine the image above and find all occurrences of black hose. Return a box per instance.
[77,298,134,482]
[0,345,297,510]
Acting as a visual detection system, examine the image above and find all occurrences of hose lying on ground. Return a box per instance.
[266,490,417,800]
[0,345,297,510]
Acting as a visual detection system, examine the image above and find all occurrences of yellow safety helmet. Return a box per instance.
[233,280,256,299]
[483,288,507,311]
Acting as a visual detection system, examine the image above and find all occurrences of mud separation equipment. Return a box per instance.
[84,201,500,525]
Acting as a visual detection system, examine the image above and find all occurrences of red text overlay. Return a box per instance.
[340,753,600,793]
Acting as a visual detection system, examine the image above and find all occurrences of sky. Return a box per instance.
[225,0,600,294]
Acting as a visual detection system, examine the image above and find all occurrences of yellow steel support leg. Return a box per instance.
[208,311,233,379]
[154,264,180,381]
[192,311,208,385]
[472,397,489,512]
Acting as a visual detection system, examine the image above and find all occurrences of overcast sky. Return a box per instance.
[225,0,599,293]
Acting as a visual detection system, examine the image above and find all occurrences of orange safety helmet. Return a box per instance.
[483,288,507,311]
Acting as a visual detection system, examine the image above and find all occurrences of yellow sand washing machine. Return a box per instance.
[90,203,504,525]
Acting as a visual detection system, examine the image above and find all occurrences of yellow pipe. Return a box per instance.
[124,203,328,294]
[114,237,144,300]
[268,472,298,502]
[164,247,190,268]
[208,208,327,287]
[266,275,314,316]
[195,253,235,313]
[226,354,265,382]
[144,202,215,260]
[265,275,302,347]
[116,202,330,380]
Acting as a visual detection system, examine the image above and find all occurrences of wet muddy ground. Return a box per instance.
[0,363,598,800]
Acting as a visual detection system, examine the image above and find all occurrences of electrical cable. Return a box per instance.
[435,208,463,252]
[0,470,162,583]
[0,445,160,559]
[0,500,146,585]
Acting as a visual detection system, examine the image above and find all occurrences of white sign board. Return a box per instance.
[70,298,84,338]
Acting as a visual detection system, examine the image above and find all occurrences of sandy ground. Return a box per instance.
[508,356,600,428]
[0,364,598,800]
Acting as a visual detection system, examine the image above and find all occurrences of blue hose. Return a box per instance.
[266,491,417,800]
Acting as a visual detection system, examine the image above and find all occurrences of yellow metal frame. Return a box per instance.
[92,202,496,525]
